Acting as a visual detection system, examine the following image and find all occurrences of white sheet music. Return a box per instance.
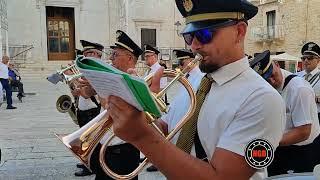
[78,68,143,111]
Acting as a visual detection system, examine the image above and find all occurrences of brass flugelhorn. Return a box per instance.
[55,54,202,179]
[99,54,202,179]
[47,61,83,125]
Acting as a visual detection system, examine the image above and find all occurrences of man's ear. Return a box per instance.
[236,21,247,42]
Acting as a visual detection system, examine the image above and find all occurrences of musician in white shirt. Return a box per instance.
[296,42,320,116]
[161,49,205,144]
[295,41,320,170]
[106,1,285,179]
[251,50,320,176]
[78,30,143,180]
[143,44,167,90]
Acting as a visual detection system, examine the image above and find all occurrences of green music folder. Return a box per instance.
[75,56,161,118]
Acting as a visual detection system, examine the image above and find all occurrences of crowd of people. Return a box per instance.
[49,0,320,179]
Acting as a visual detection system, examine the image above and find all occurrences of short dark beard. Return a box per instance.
[199,61,220,73]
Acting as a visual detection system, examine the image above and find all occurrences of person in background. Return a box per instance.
[143,44,168,93]
[0,56,16,109]
[251,50,320,176]
[8,62,25,98]
[77,30,143,180]
[296,42,320,119]
[73,40,104,177]
[295,42,320,169]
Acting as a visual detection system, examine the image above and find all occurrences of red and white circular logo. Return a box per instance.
[244,138,274,169]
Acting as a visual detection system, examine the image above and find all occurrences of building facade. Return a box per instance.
[246,0,320,57]
[0,0,8,58]
[7,0,186,77]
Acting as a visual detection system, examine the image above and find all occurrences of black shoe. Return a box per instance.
[6,106,17,109]
[146,165,158,172]
[76,163,86,169]
[74,168,93,176]
[17,93,25,98]
[139,157,146,163]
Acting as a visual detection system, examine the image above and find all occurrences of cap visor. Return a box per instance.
[262,65,273,80]
[181,20,237,34]
[303,51,320,57]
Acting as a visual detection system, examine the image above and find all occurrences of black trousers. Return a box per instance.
[77,106,101,128]
[0,79,12,107]
[267,144,314,176]
[311,135,320,167]
[10,80,24,95]
[91,143,140,180]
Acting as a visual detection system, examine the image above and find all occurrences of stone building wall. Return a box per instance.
[245,0,320,57]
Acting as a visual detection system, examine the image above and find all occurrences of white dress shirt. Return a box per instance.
[281,69,320,145]
[78,96,99,111]
[0,62,8,79]
[144,62,167,88]
[162,66,205,150]
[296,68,320,113]
[197,57,285,180]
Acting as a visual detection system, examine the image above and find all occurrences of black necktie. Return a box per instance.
[176,75,213,153]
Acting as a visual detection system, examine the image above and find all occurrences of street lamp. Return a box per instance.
[174,21,182,36]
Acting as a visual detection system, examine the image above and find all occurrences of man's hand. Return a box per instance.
[127,68,138,76]
[149,67,164,93]
[99,96,108,109]
[71,88,80,97]
[77,77,97,98]
[279,124,311,146]
[107,95,150,143]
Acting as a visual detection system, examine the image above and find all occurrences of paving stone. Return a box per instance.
[0,79,166,180]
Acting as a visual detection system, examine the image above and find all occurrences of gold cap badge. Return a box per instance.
[308,43,315,51]
[183,0,193,13]
[253,62,262,75]
[116,31,122,41]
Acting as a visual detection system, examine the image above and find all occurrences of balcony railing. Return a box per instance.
[251,25,285,42]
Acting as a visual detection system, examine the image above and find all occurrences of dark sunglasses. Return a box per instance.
[301,55,319,61]
[182,21,239,46]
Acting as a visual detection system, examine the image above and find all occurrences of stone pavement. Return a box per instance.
[0,79,166,180]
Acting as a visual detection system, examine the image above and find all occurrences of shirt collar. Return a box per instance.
[188,66,202,76]
[309,68,320,76]
[208,56,249,86]
[277,69,292,93]
[150,62,160,71]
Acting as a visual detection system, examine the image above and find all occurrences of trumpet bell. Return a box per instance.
[56,95,72,113]
[55,110,112,172]
[55,132,94,172]
[56,95,79,125]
